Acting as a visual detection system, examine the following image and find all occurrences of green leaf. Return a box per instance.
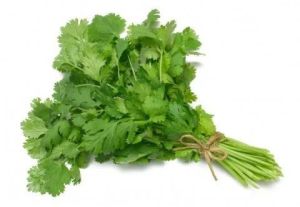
[195,106,216,136]
[176,63,196,85]
[30,98,53,124]
[81,119,137,154]
[23,138,47,159]
[116,39,128,59]
[143,9,160,29]
[142,95,168,122]
[140,47,160,63]
[174,27,201,54]
[157,20,176,48]
[70,165,81,184]
[95,153,112,163]
[114,144,159,164]
[88,14,126,42]
[58,19,89,45]
[114,97,128,114]
[182,27,201,53]
[164,102,198,138]
[27,165,47,194]
[27,160,71,196]
[169,52,184,77]
[58,120,71,138]
[72,114,86,127]
[41,121,66,149]
[68,127,82,142]
[53,19,89,72]
[175,149,200,162]
[50,141,80,159]
[21,115,47,139]
[128,25,157,40]
[81,51,106,82]
[76,152,90,168]
[53,80,97,108]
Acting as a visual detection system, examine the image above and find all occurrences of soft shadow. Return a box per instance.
[115,160,165,172]
[257,177,282,189]
[177,159,198,165]
[190,61,203,69]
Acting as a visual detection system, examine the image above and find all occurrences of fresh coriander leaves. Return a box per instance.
[22,10,281,196]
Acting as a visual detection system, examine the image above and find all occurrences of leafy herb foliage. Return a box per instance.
[22,10,281,196]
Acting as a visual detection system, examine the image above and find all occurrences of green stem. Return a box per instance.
[76,83,102,89]
[68,63,83,72]
[159,50,163,83]
[106,83,118,91]
[128,55,137,81]
[117,63,120,79]
[200,134,282,186]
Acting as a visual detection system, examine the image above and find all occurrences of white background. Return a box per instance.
[0,0,299,206]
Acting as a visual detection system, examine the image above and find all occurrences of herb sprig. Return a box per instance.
[22,10,281,196]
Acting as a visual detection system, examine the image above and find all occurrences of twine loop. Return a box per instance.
[174,132,228,180]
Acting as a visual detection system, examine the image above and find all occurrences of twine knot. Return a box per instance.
[174,132,228,180]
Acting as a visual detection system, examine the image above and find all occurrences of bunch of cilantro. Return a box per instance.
[22,10,281,196]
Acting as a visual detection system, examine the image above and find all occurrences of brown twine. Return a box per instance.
[174,132,228,180]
